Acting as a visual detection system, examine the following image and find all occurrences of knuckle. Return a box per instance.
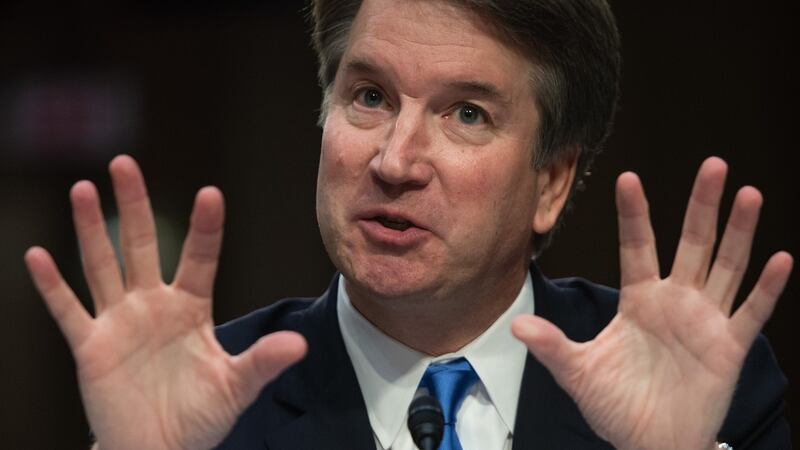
[680,226,714,247]
[83,250,120,273]
[124,227,157,249]
[619,236,650,249]
[714,252,746,274]
[745,301,770,325]
[187,249,218,265]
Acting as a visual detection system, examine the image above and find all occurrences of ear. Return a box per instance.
[533,149,578,234]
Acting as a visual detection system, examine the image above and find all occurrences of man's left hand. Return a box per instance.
[512,157,793,450]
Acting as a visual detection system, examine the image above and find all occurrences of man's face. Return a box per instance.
[316,0,566,305]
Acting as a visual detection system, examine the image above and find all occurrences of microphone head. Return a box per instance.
[407,395,444,450]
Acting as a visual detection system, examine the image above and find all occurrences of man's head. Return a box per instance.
[312,0,620,314]
[312,0,621,252]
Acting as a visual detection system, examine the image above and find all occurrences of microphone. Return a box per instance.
[407,394,444,450]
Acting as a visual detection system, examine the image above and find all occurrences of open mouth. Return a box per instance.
[375,216,414,231]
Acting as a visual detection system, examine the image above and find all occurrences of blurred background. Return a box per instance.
[1,0,797,447]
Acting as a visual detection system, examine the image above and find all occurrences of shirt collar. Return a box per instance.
[337,273,534,449]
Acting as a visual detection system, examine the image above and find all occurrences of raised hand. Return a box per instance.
[512,157,793,450]
[25,156,307,450]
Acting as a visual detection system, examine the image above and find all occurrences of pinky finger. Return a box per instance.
[730,251,793,348]
[25,247,94,350]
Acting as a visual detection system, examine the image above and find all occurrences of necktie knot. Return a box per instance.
[420,357,478,449]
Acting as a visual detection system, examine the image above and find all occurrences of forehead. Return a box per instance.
[340,0,534,99]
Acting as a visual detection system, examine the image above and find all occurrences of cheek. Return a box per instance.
[317,125,348,219]
[448,155,539,235]
[319,118,374,182]
[319,127,347,177]
[317,126,356,254]
[449,154,528,207]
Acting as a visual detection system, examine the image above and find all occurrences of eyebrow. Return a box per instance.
[443,80,510,106]
[342,57,511,106]
[343,57,383,77]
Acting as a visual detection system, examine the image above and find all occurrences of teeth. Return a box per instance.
[377,217,412,231]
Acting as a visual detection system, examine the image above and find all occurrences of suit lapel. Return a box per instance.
[511,266,614,449]
[263,276,376,450]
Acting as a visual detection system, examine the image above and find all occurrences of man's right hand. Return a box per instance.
[25,155,307,450]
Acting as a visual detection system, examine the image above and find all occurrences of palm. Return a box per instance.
[25,156,306,450]
[514,158,792,450]
[570,283,737,448]
[75,288,233,450]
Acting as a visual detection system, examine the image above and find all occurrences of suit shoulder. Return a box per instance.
[550,276,619,309]
[542,276,619,342]
[215,297,319,356]
[721,334,789,447]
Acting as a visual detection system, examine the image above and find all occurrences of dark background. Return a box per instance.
[1,0,797,447]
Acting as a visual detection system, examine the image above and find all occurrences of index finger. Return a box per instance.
[616,172,660,286]
[173,187,225,299]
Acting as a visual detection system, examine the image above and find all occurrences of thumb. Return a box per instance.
[512,315,583,387]
[229,331,307,405]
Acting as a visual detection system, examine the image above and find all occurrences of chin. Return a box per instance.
[343,254,440,301]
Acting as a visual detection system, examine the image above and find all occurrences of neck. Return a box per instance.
[346,263,529,356]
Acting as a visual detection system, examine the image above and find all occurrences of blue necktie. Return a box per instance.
[420,358,479,450]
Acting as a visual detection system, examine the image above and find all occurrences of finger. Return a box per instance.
[109,155,162,288]
[71,181,125,313]
[730,252,793,349]
[512,315,582,390]
[704,187,762,313]
[173,187,225,299]
[671,157,727,286]
[229,331,307,406]
[25,247,94,350]
[616,172,660,286]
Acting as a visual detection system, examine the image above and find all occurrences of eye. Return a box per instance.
[357,88,385,108]
[455,104,486,125]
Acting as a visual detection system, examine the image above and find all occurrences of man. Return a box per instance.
[24,0,792,449]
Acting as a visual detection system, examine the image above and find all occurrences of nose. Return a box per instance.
[369,106,434,187]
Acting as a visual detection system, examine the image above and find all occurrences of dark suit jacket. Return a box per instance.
[215,266,790,449]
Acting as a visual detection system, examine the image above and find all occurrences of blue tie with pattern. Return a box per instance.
[420,358,479,450]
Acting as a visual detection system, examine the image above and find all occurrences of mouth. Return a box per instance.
[375,216,415,231]
[357,210,430,246]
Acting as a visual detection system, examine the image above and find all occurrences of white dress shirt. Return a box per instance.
[337,273,534,450]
